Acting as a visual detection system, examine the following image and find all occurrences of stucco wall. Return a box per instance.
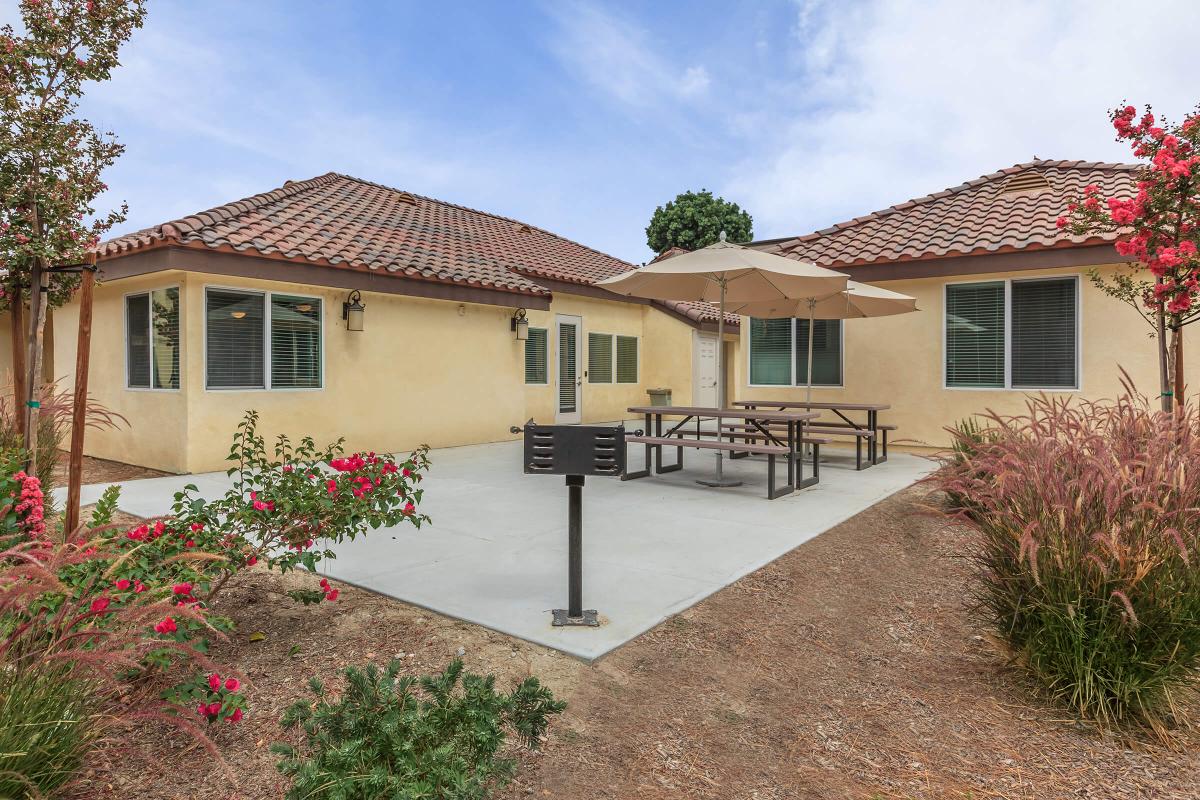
[39,267,703,473]
[737,263,1180,449]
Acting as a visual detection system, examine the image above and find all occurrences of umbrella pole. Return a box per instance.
[698,278,741,488]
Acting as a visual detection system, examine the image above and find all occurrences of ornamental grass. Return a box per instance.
[935,380,1200,737]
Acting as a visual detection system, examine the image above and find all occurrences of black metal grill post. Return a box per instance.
[555,474,594,625]
[523,423,623,628]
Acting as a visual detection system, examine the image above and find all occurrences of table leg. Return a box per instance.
[869,410,878,465]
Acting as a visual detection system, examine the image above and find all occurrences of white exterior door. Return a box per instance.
[555,314,583,424]
[693,331,719,408]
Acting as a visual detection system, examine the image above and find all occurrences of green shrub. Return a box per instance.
[0,665,95,799]
[934,385,1200,735]
[273,659,566,799]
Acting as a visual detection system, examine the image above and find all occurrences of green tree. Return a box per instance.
[645,189,753,255]
[0,0,146,470]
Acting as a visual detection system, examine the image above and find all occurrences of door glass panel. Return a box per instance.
[558,323,577,413]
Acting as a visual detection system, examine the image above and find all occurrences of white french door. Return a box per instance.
[555,314,582,424]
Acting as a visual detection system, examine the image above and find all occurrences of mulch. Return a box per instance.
[58,466,1199,800]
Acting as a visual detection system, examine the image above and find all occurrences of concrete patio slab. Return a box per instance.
[58,429,934,661]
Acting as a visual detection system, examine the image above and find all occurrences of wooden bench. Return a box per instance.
[722,422,879,470]
[623,435,806,498]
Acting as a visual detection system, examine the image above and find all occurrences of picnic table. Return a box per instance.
[732,400,892,467]
[624,405,821,499]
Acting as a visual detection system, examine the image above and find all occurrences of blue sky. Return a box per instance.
[6,0,1200,264]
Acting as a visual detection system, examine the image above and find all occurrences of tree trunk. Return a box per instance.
[9,296,25,437]
[1157,300,1172,413]
[1173,321,1185,410]
[22,260,48,475]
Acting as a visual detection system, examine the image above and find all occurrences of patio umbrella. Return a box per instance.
[738,280,918,404]
[597,234,849,486]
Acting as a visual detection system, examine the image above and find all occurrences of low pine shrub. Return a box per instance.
[272,659,566,800]
[934,383,1200,734]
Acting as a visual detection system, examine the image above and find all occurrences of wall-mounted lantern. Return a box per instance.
[342,289,365,331]
[511,308,529,341]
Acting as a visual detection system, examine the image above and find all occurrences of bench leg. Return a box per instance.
[767,453,794,499]
[877,429,889,464]
[796,442,819,489]
[622,436,651,480]
[856,437,865,471]
[655,438,683,474]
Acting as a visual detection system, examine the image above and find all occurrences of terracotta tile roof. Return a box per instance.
[753,159,1141,268]
[657,299,740,327]
[101,173,635,298]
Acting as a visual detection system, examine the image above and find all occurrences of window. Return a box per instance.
[945,277,1078,390]
[205,288,322,390]
[945,282,1005,388]
[271,295,322,389]
[126,287,180,390]
[749,317,842,386]
[588,332,613,383]
[795,319,842,386]
[524,327,548,384]
[616,335,638,383]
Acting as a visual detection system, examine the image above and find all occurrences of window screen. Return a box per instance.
[206,289,265,389]
[616,335,638,383]
[795,318,842,386]
[588,332,613,383]
[126,294,151,388]
[271,295,321,389]
[945,282,1005,388]
[749,318,792,385]
[1011,278,1077,389]
[126,288,180,389]
[525,327,548,384]
[150,287,180,390]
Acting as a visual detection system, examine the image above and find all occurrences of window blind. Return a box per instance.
[616,335,638,383]
[206,289,265,389]
[524,327,548,384]
[945,282,1005,388]
[749,318,792,385]
[150,287,180,390]
[271,295,322,389]
[588,332,613,383]
[795,318,842,386]
[1011,278,1077,389]
[126,294,151,388]
[558,323,577,413]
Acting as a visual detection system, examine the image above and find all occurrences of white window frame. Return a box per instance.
[202,285,325,392]
[746,318,845,389]
[124,284,182,393]
[615,334,640,384]
[524,326,550,385]
[942,274,1081,392]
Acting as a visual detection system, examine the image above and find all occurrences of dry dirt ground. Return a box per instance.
[61,460,1199,800]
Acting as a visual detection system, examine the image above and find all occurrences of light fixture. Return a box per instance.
[230,310,247,319]
[296,303,313,312]
[342,289,365,331]
[511,308,529,341]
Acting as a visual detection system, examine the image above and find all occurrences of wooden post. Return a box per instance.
[10,294,25,437]
[64,253,97,535]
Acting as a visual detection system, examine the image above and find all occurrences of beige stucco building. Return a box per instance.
[4,159,1181,473]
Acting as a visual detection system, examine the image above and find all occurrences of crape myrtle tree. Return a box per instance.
[1062,102,1200,411]
[0,0,145,468]
[646,189,753,255]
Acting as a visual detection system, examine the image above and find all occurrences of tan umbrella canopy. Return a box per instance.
[598,235,849,486]
[738,281,919,404]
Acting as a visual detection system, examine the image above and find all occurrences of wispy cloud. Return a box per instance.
[545,2,713,109]
[726,0,1200,242]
